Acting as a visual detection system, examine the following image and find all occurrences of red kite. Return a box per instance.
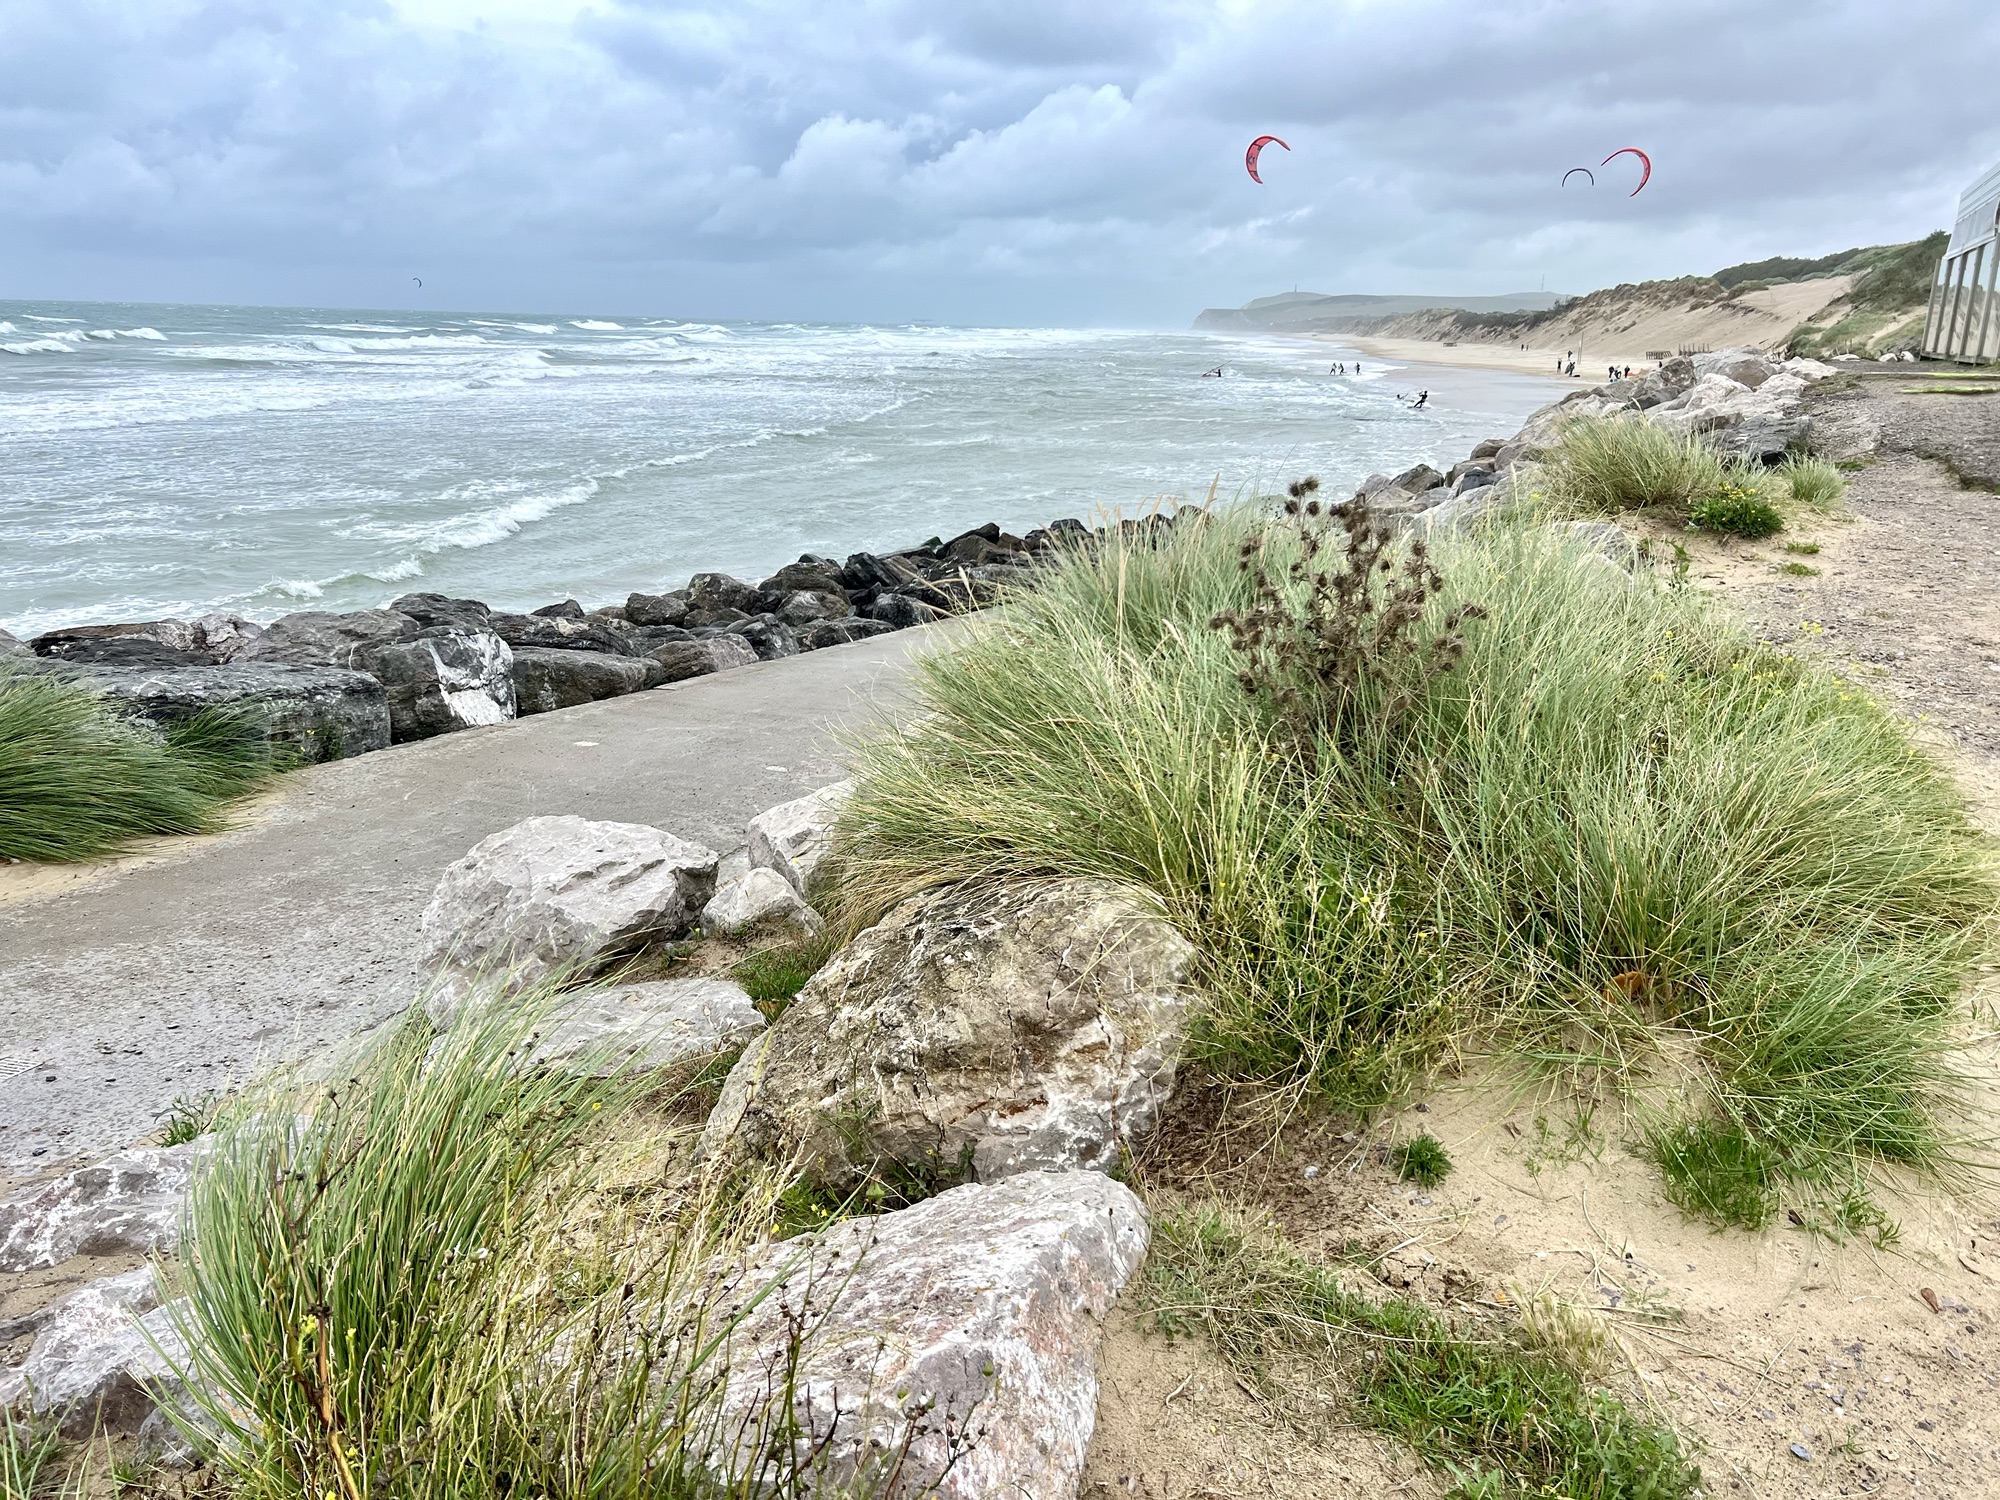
[1246,135,1289,183]
[1601,147,1652,195]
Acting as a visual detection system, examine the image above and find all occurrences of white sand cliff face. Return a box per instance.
[1338,275,1858,374]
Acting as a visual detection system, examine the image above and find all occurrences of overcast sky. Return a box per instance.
[4,0,1998,325]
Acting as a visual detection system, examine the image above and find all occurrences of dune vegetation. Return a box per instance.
[0,670,276,863]
[833,483,1995,1224]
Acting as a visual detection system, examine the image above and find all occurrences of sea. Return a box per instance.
[0,301,1564,637]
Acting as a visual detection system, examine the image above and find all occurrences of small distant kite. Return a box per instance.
[1245,135,1290,183]
[413,277,424,288]
[1601,147,1652,195]
[1561,166,1595,187]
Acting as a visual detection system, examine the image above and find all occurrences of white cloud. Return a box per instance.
[0,0,1996,322]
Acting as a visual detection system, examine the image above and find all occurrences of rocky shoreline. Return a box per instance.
[0,516,1098,762]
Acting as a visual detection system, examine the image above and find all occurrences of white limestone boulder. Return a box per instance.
[701,868,823,943]
[0,1269,190,1436]
[512,977,765,1076]
[700,879,1195,1190]
[746,781,852,897]
[698,1170,1148,1500]
[0,1139,210,1272]
[418,816,720,1027]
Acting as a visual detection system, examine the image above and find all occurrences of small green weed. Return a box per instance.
[1778,454,1848,509]
[1391,1133,1453,1187]
[154,1091,223,1146]
[1642,1121,1777,1230]
[1141,1205,1701,1500]
[1689,481,1784,539]
[1784,542,1820,555]
[1778,561,1820,577]
[731,932,836,1014]
[1,1409,67,1500]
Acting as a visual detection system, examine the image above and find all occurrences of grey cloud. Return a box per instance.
[1,0,1996,323]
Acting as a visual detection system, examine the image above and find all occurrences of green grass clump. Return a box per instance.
[1778,561,1820,577]
[1142,1205,1701,1500]
[1540,417,1728,515]
[1642,1121,1778,1230]
[1778,454,1847,509]
[1784,542,1821,555]
[730,932,836,1012]
[159,1005,821,1500]
[154,1090,224,1146]
[1392,1133,1453,1187]
[1,1409,68,1500]
[833,504,1995,1194]
[0,672,275,862]
[1688,480,1784,538]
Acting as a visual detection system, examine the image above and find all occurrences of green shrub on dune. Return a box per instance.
[835,497,1994,1202]
[0,670,274,862]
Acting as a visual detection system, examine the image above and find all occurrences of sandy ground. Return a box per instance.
[1084,377,2000,1500]
[1342,276,1858,377]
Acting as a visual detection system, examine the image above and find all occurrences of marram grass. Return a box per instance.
[833,505,1996,1197]
[0,669,275,862]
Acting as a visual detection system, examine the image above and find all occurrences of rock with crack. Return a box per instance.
[0,1269,191,1436]
[701,868,824,943]
[699,879,1195,1190]
[418,816,721,1027]
[368,629,516,741]
[503,977,766,1076]
[746,781,851,897]
[696,1169,1148,1500]
[510,646,653,714]
[0,1139,211,1272]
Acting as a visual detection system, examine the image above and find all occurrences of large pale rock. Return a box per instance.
[701,868,823,942]
[418,816,720,1026]
[700,879,1195,1190]
[369,629,515,741]
[1698,349,1778,388]
[506,978,765,1076]
[699,1170,1148,1500]
[0,1140,209,1272]
[747,781,852,897]
[1782,356,1839,382]
[0,626,31,658]
[0,1270,190,1436]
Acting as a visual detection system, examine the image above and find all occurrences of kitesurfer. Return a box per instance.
[1412,390,1429,410]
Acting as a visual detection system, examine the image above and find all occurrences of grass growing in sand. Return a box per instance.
[0,670,275,863]
[158,1004,840,1500]
[0,1409,68,1500]
[833,498,1996,1210]
[1140,1204,1700,1500]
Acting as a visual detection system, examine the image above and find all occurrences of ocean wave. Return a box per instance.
[309,337,357,354]
[24,314,83,324]
[308,323,420,334]
[570,319,622,331]
[122,328,167,341]
[1,339,77,355]
[86,329,119,341]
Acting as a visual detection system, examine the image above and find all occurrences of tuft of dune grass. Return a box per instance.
[0,670,275,862]
[833,505,1996,1194]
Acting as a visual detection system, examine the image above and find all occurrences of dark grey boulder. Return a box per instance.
[798,617,897,651]
[532,599,586,620]
[1469,436,1507,460]
[368,630,516,741]
[1387,462,1447,495]
[1706,414,1812,465]
[839,551,925,596]
[726,616,801,660]
[626,624,694,651]
[625,591,690,628]
[1452,467,1501,497]
[1631,356,1697,410]
[776,589,850,626]
[237,609,419,671]
[761,559,845,595]
[511,647,650,715]
[488,613,632,655]
[33,662,389,761]
[683,606,750,629]
[867,594,952,631]
[1446,458,1494,487]
[688,572,759,613]
[39,638,209,668]
[648,635,759,682]
[388,593,494,631]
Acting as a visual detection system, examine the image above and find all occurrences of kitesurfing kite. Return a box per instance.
[1245,135,1289,183]
[1600,147,1652,195]
[413,277,423,288]
[1561,166,1595,187]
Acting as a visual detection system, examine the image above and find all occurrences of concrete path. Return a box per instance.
[0,629,933,1182]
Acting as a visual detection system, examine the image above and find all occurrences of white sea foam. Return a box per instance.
[0,322,14,334]
[121,328,167,340]
[2,339,77,355]
[308,337,358,354]
[571,319,622,331]
[24,314,84,324]
[86,329,119,340]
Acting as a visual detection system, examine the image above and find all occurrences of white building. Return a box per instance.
[1923,158,2000,362]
